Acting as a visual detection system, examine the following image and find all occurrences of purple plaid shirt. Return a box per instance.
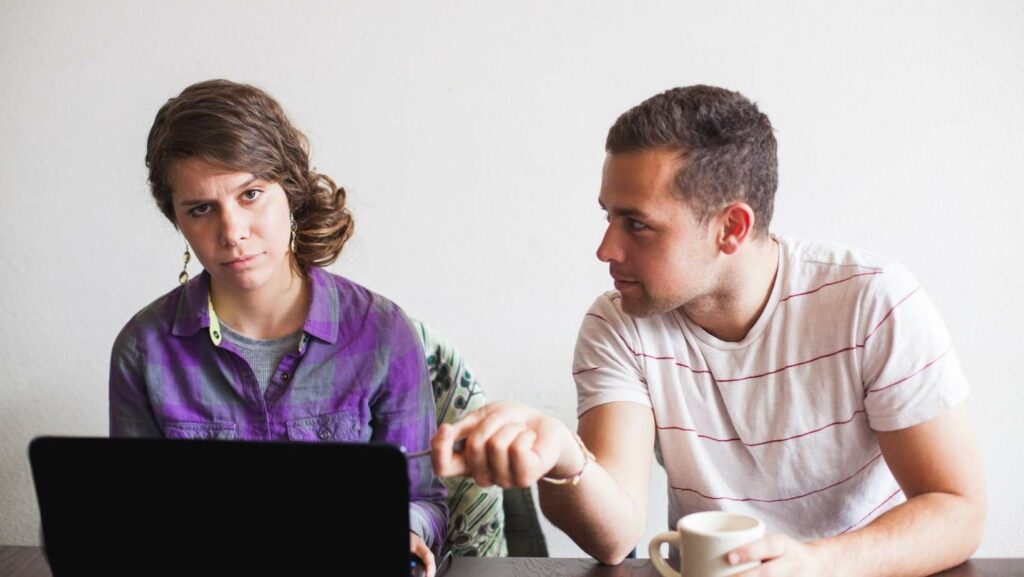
[109,266,447,551]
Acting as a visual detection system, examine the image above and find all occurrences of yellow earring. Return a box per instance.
[179,244,191,285]
[289,213,297,253]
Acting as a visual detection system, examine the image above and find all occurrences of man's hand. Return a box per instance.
[431,400,581,488]
[728,534,829,577]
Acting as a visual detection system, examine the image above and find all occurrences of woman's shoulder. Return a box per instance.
[117,284,186,338]
[314,268,413,331]
[112,284,186,352]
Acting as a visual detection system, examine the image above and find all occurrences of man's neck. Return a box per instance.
[683,236,780,343]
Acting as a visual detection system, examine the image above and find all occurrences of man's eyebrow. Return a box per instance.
[601,205,651,218]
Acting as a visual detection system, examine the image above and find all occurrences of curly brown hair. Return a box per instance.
[606,85,777,237]
[145,79,354,273]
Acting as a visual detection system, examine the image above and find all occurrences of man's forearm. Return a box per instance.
[538,462,647,564]
[814,492,985,577]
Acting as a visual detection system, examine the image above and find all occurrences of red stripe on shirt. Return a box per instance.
[583,286,922,384]
[863,286,921,342]
[779,271,883,303]
[655,409,867,446]
[625,343,715,375]
[839,488,903,534]
[716,345,861,383]
[670,453,882,503]
[584,313,638,357]
[799,260,884,271]
[866,345,953,393]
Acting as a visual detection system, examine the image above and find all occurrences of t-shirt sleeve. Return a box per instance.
[573,293,652,418]
[859,266,970,431]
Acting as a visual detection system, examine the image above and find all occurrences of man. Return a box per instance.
[432,85,985,576]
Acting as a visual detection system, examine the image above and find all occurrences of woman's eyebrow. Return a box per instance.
[176,176,261,206]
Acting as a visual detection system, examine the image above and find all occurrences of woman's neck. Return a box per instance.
[210,270,310,340]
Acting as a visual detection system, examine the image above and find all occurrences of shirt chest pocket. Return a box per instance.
[165,421,237,440]
[286,411,364,442]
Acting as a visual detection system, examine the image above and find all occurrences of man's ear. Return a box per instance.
[715,202,756,255]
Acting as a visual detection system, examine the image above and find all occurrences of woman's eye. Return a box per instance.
[189,204,212,217]
[241,189,263,201]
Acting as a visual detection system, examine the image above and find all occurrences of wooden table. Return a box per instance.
[1,546,1021,576]
[444,558,1022,577]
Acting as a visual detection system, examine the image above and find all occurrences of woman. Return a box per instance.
[109,79,446,573]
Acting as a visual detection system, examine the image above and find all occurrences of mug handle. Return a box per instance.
[648,531,684,577]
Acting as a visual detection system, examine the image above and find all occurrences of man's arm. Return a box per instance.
[431,400,655,565]
[540,401,656,564]
[729,404,986,577]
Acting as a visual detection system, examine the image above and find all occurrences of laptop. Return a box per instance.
[29,436,412,576]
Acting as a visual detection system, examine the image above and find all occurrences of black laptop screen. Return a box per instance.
[29,437,410,576]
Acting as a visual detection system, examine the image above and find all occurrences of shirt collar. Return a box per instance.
[171,271,212,338]
[301,266,339,345]
[170,267,339,345]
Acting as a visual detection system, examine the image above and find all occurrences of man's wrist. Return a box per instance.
[809,537,854,577]
[541,432,595,486]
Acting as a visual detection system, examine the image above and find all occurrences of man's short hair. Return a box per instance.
[606,85,778,235]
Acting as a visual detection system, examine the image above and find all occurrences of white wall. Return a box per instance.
[2,0,1021,557]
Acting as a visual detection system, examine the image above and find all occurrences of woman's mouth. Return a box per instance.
[224,254,260,269]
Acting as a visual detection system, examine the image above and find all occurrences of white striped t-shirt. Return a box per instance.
[573,236,969,539]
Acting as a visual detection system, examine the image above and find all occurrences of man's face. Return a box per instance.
[597,149,723,317]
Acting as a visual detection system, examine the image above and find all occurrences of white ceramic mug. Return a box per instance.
[648,511,765,577]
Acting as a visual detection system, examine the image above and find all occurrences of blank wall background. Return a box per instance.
[2,0,1022,557]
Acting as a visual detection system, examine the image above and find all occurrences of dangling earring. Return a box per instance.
[289,213,297,253]
[179,244,191,285]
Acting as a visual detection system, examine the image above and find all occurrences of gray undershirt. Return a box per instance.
[219,322,304,394]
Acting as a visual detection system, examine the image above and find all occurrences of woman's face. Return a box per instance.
[169,158,296,297]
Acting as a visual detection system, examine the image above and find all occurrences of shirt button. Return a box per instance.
[281,372,290,381]
[318,430,329,440]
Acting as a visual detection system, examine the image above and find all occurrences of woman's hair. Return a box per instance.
[145,79,354,272]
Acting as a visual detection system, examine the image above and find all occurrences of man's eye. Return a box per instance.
[628,219,648,231]
[241,189,263,201]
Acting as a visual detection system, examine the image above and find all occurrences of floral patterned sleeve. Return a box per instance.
[413,320,508,557]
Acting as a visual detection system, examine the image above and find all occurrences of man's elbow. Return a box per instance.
[563,520,642,565]
[935,489,987,562]
[591,544,635,566]
[960,493,987,556]
[583,533,643,566]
